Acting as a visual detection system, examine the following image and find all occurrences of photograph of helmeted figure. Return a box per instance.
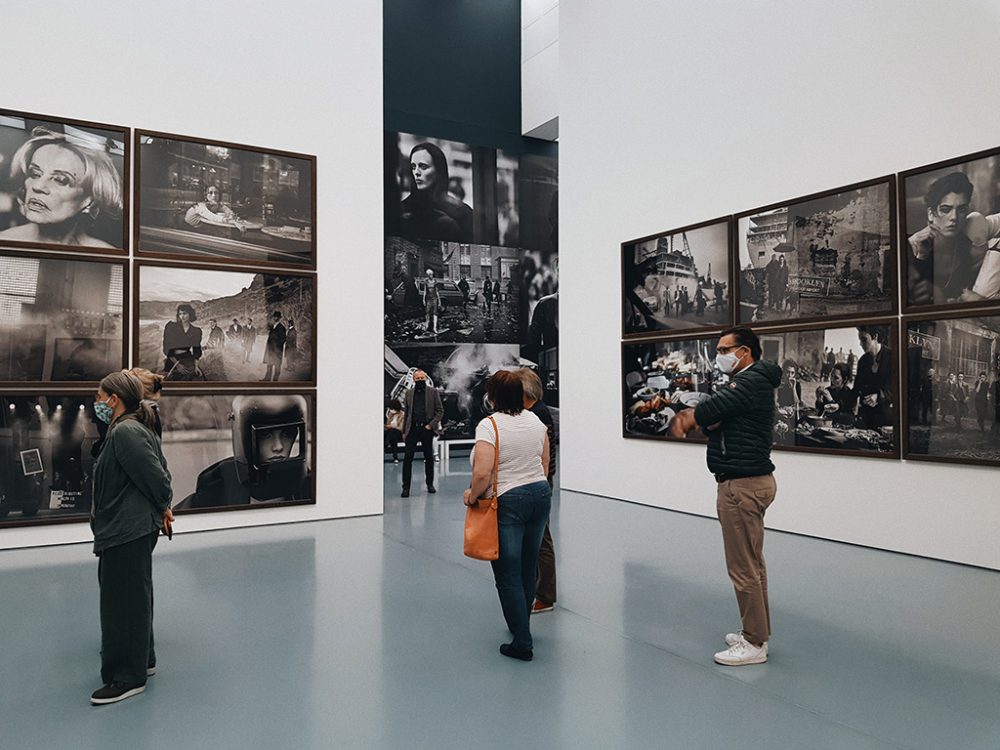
[0,110,128,253]
[0,394,100,526]
[165,393,314,511]
[135,263,314,385]
[0,251,124,385]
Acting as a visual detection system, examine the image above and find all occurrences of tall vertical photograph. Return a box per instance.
[0,109,128,253]
[736,178,896,326]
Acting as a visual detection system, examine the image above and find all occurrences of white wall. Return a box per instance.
[522,0,559,138]
[560,0,1000,570]
[1,0,383,549]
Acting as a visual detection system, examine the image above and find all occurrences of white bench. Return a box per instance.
[440,438,477,473]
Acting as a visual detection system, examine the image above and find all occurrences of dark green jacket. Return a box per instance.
[693,360,781,477]
[91,416,172,554]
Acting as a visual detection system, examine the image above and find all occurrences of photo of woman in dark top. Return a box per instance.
[399,142,473,242]
[161,303,203,379]
[854,325,893,429]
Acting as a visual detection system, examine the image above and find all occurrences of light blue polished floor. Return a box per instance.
[1,458,999,749]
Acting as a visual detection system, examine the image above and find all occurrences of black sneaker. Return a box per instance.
[91,682,145,705]
[401,488,409,498]
[426,485,436,494]
[146,665,156,677]
[499,643,533,661]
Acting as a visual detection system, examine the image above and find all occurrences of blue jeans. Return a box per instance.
[490,481,552,651]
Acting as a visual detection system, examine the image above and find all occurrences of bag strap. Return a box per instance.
[487,415,499,500]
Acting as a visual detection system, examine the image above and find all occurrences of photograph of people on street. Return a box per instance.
[737,179,895,325]
[0,110,127,252]
[901,150,1000,309]
[0,394,100,526]
[385,236,523,344]
[136,131,315,268]
[135,264,313,384]
[622,218,730,335]
[0,252,124,384]
[904,314,1000,465]
[162,392,314,511]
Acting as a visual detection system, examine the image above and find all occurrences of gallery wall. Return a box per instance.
[560,0,1000,570]
[0,0,383,550]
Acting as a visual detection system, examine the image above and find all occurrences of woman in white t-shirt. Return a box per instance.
[464,370,551,661]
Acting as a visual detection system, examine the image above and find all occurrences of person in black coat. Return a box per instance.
[262,311,287,382]
[161,304,202,380]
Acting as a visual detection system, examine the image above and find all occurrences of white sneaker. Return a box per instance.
[714,635,767,666]
[724,631,743,647]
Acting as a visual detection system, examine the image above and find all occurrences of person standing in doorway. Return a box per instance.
[401,370,443,497]
[670,326,781,666]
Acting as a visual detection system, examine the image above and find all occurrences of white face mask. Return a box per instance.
[716,348,745,375]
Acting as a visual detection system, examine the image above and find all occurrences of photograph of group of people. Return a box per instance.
[136,265,313,384]
[622,218,730,335]
[0,111,128,252]
[905,315,1000,465]
[622,321,898,457]
[136,131,315,269]
[737,180,895,326]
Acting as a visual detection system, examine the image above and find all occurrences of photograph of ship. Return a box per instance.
[904,314,1000,465]
[737,179,895,325]
[622,218,730,335]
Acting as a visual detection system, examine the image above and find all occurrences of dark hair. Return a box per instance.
[272,310,282,320]
[719,326,761,360]
[781,358,798,371]
[487,370,524,415]
[389,398,402,410]
[830,363,851,382]
[176,303,197,322]
[100,371,159,432]
[409,142,449,200]
[925,172,973,210]
[857,324,887,343]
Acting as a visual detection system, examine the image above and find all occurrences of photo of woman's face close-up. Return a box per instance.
[257,427,297,464]
[410,149,436,192]
[23,144,92,225]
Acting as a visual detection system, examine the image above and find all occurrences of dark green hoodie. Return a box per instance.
[693,360,782,477]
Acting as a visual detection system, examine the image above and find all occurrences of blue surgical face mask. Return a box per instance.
[94,398,114,424]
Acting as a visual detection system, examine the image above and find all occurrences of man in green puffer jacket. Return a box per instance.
[671,326,781,667]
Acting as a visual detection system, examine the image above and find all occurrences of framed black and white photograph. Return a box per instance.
[736,177,896,326]
[0,109,128,254]
[759,319,899,457]
[622,320,899,458]
[0,392,101,527]
[134,262,315,386]
[903,312,1000,466]
[0,250,125,386]
[621,335,718,442]
[163,391,315,513]
[622,217,732,337]
[900,148,1000,311]
[385,343,529,439]
[135,130,316,270]
[384,236,524,344]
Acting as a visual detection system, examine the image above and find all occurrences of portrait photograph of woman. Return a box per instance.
[135,131,315,269]
[0,110,128,252]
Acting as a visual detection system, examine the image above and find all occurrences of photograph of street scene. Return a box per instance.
[738,180,894,325]
[622,322,898,456]
[136,264,313,384]
[622,219,730,335]
[905,315,1000,465]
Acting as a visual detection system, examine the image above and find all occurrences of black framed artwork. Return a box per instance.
[622,216,733,337]
[902,310,1000,466]
[735,177,896,327]
[622,319,900,458]
[899,147,1000,312]
[0,249,126,386]
[135,130,316,270]
[133,261,315,387]
[163,390,316,514]
[0,391,101,528]
[0,109,129,254]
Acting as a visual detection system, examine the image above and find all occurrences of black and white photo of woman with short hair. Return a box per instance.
[0,126,123,249]
[161,303,203,380]
[400,141,473,242]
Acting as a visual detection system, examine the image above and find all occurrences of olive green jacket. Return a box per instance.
[91,417,172,554]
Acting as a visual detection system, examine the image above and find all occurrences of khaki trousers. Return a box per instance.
[716,474,776,646]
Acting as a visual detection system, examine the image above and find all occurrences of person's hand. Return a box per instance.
[463,489,477,507]
[863,394,878,407]
[163,508,174,537]
[823,403,840,413]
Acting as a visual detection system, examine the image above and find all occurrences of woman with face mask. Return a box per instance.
[89,371,172,705]
[0,127,123,248]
